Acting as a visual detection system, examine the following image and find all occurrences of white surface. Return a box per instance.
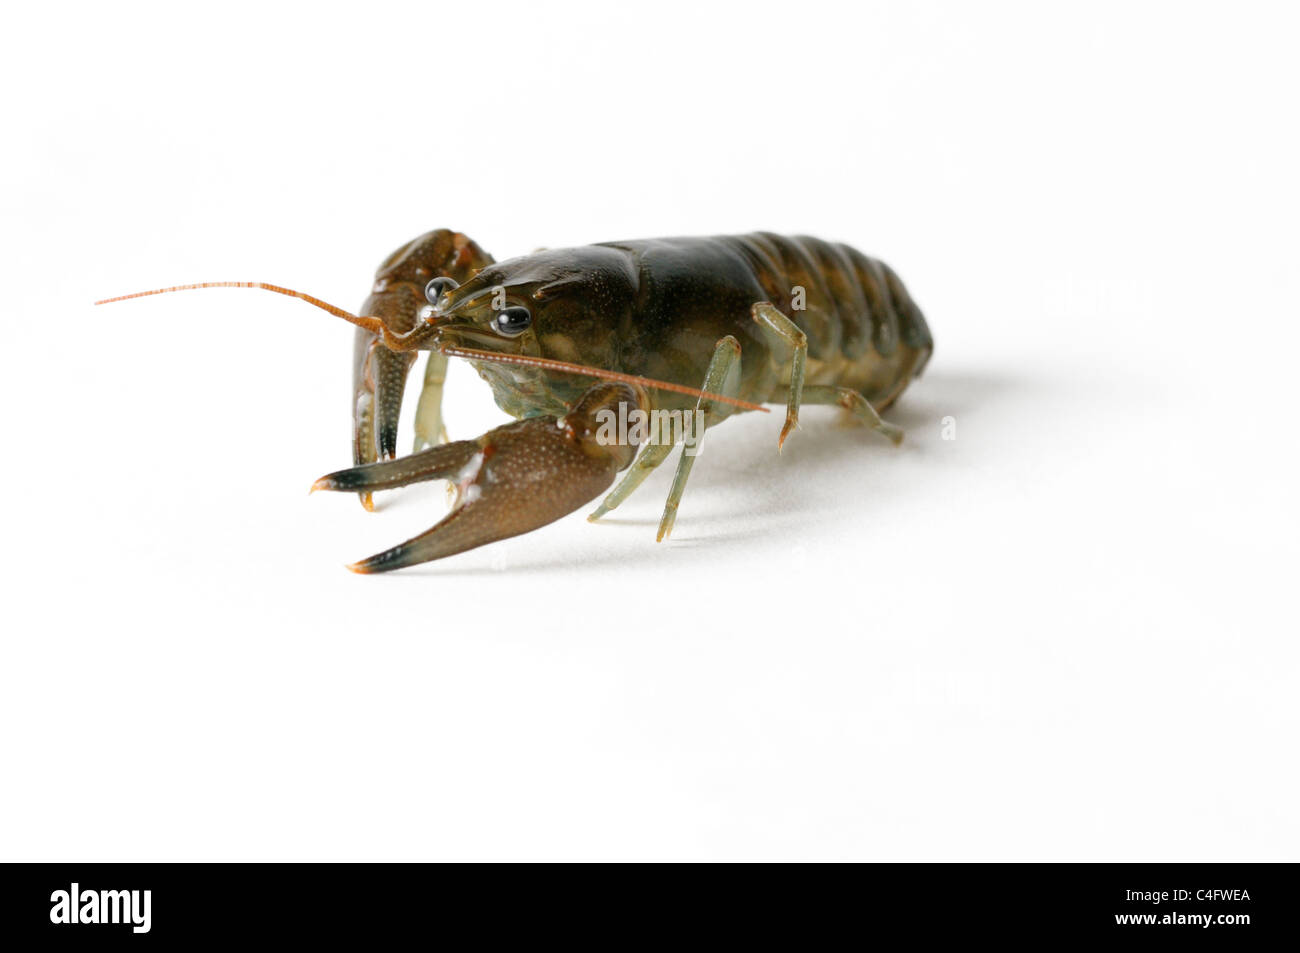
[2,1,1296,861]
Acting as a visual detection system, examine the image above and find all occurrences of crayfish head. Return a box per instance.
[422,245,640,408]
[362,229,493,336]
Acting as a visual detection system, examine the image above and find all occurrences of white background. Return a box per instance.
[2,1,1296,861]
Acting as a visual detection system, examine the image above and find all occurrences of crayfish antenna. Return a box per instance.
[439,345,769,414]
[93,282,767,413]
[94,282,388,337]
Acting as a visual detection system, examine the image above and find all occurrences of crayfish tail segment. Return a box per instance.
[341,381,647,572]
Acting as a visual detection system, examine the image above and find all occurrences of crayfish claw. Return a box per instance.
[312,440,482,496]
[335,382,646,572]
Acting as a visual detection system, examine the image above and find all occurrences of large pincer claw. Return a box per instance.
[351,229,495,510]
[351,334,416,511]
[314,382,645,572]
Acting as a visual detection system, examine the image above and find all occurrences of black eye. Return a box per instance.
[425,277,459,306]
[494,306,532,336]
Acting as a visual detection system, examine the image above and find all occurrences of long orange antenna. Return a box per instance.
[94,282,386,336]
[441,345,768,413]
[94,282,767,412]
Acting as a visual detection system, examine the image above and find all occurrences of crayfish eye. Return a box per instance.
[425,277,459,306]
[493,306,532,336]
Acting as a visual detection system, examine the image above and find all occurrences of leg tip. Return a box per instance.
[778,420,798,453]
[358,492,375,512]
[345,560,373,574]
[656,512,677,542]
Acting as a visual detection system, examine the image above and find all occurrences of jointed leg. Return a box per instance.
[751,301,806,451]
[587,336,744,537]
[797,385,904,446]
[657,336,742,542]
[412,351,451,452]
[588,440,675,522]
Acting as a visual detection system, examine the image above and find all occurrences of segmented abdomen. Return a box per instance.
[720,232,933,408]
